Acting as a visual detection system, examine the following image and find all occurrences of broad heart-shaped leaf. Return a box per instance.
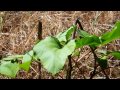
[77,29,92,38]
[75,35,101,48]
[20,50,34,71]
[97,58,108,69]
[100,21,120,46]
[108,51,120,60]
[56,25,76,44]
[33,36,76,75]
[0,61,19,78]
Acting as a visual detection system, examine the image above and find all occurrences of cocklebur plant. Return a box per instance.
[0,20,120,79]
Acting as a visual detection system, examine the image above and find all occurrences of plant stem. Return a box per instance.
[51,75,54,79]
[37,21,42,79]
[72,58,86,79]
[74,18,87,79]
[66,19,81,79]
[74,18,98,79]
[90,47,109,79]
[95,64,120,77]
[66,55,72,79]
[75,18,109,79]
[90,47,97,79]
[101,68,109,79]
[75,18,84,30]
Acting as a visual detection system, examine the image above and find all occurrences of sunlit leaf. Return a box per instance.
[77,29,92,37]
[109,51,120,60]
[56,25,76,44]
[33,36,76,75]
[20,50,34,71]
[72,49,80,57]
[0,61,19,78]
[75,35,101,48]
[1,55,23,61]
[100,21,120,46]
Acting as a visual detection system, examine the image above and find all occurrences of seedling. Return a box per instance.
[1,19,120,79]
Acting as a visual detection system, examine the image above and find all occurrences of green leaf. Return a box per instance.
[1,55,23,61]
[101,56,107,60]
[72,49,80,57]
[109,51,120,59]
[0,61,19,78]
[77,29,92,38]
[100,21,120,46]
[33,36,76,75]
[96,49,107,55]
[20,50,34,71]
[75,35,101,48]
[56,25,76,44]
[97,58,108,69]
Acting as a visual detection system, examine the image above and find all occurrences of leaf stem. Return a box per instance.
[90,47,98,79]
[66,55,72,79]
[75,18,84,30]
[74,18,109,79]
[90,47,109,79]
[72,58,86,79]
[66,18,81,79]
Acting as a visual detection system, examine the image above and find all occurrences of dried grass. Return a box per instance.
[0,11,120,79]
